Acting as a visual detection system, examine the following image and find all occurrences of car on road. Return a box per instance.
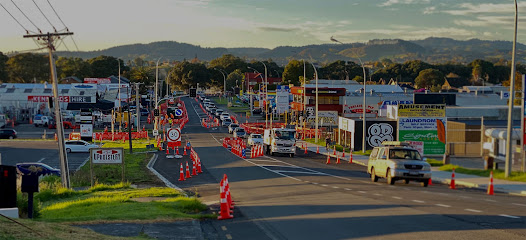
[233,127,246,138]
[368,141,431,187]
[140,108,150,116]
[33,115,51,127]
[0,129,17,139]
[221,118,232,127]
[247,134,263,146]
[210,108,217,115]
[220,113,230,121]
[16,162,60,176]
[228,124,239,133]
[65,140,98,153]
[48,120,77,129]
[215,109,224,117]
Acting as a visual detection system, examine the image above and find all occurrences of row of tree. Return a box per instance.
[1,52,524,93]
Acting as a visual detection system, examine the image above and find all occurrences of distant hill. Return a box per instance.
[55,38,526,65]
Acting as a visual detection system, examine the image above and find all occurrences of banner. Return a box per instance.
[306,109,338,126]
[398,117,446,155]
[343,104,378,118]
[398,104,446,117]
[84,78,111,84]
[350,120,397,151]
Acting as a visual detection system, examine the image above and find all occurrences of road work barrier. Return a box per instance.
[218,174,234,220]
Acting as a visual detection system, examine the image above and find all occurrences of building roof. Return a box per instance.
[306,79,360,85]
[108,75,130,83]
[304,83,405,93]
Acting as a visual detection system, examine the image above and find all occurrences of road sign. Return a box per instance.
[168,99,175,105]
[153,129,159,136]
[91,148,123,164]
[167,128,181,147]
[174,109,183,117]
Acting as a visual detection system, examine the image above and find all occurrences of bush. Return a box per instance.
[16,192,41,218]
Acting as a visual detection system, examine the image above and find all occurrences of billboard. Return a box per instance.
[84,78,111,84]
[276,85,290,114]
[398,117,446,155]
[398,104,446,117]
[414,93,456,106]
[306,110,338,126]
[343,104,378,118]
[350,120,398,151]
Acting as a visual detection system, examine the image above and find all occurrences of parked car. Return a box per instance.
[0,129,17,139]
[228,124,239,134]
[16,163,60,176]
[48,120,77,129]
[64,140,98,153]
[247,134,263,146]
[221,118,232,127]
[33,115,51,127]
[220,113,230,121]
[368,141,432,187]
[233,127,246,138]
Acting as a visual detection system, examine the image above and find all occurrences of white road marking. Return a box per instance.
[321,184,329,187]
[332,186,339,189]
[512,203,526,207]
[436,204,451,208]
[484,199,497,202]
[359,180,370,184]
[259,164,304,168]
[459,196,471,199]
[226,234,233,239]
[499,214,520,219]
[304,181,310,183]
[221,226,227,231]
[312,182,319,185]
[392,196,402,200]
[465,209,482,213]
[37,158,45,163]
[248,159,280,162]
[412,200,425,203]
[344,188,352,191]
[274,170,327,175]
[373,193,382,196]
[358,191,366,194]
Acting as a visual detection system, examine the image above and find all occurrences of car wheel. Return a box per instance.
[404,179,410,184]
[66,148,71,153]
[387,169,395,185]
[34,124,38,127]
[421,180,429,187]
[290,153,294,158]
[371,168,379,182]
[8,136,13,139]
[44,123,48,127]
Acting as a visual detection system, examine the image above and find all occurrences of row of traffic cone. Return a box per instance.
[178,147,203,181]
[448,168,495,195]
[326,151,353,164]
[251,144,264,158]
[218,174,234,220]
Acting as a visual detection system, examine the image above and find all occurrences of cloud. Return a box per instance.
[453,16,517,28]
[379,0,431,7]
[175,0,212,7]
[422,6,436,14]
[257,26,299,32]
[443,2,526,16]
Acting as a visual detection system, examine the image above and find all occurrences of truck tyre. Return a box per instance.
[66,148,71,153]
[421,180,429,187]
[290,153,294,158]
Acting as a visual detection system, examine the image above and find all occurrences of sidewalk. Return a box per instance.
[299,140,526,197]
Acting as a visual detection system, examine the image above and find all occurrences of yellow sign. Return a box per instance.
[398,104,446,117]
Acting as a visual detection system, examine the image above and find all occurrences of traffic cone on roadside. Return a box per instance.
[342,151,345,157]
[349,151,353,164]
[224,174,234,207]
[197,157,203,173]
[192,160,198,176]
[166,146,170,155]
[304,145,308,154]
[333,146,336,155]
[218,182,233,220]
[450,168,456,189]
[178,163,185,181]
[487,171,494,195]
[316,146,319,154]
[54,133,58,142]
[175,147,179,155]
[185,161,192,178]
[428,178,433,186]
[183,147,187,155]
[336,154,341,164]
[326,154,331,164]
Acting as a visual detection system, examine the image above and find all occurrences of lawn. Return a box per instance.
[71,140,158,187]
[439,164,526,182]
[211,97,250,113]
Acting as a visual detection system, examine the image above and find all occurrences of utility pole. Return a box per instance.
[134,82,144,131]
[24,31,72,188]
[505,0,519,178]
[127,85,133,153]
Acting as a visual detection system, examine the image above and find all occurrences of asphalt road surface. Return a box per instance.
[150,97,526,240]
[0,141,89,171]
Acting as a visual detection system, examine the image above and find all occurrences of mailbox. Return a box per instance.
[21,174,39,193]
[0,165,17,208]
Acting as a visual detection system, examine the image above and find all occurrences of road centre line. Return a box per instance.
[248,159,281,162]
[373,193,382,196]
[412,200,425,203]
[274,170,327,175]
[226,234,233,240]
[484,199,497,202]
[512,203,526,207]
[465,209,482,213]
[435,204,451,208]
[221,226,227,231]
[257,164,304,168]
[344,188,352,191]
[332,186,339,189]
[358,191,366,194]
[392,196,403,200]
[499,214,520,219]
[321,184,329,187]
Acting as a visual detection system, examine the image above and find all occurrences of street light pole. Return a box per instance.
[154,57,162,132]
[311,63,319,143]
[505,0,518,178]
[331,36,368,153]
[259,62,269,129]
[214,68,227,96]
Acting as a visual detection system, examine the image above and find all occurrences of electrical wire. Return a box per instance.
[0,2,32,33]
[32,0,56,31]
[10,0,41,32]
[70,36,80,51]
[46,0,67,29]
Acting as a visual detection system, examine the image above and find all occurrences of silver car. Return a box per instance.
[367,141,431,187]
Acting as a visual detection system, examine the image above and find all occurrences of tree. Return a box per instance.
[130,66,153,84]
[320,60,363,80]
[167,61,211,90]
[282,60,313,85]
[402,60,432,80]
[88,55,129,77]
[6,53,49,83]
[226,70,244,91]
[468,59,494,83]
[415,69,445,89]
[0,52,8,82]
[56,57,92,79]
[133,57,145,67]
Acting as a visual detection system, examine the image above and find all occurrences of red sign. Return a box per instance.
[28,96,70,102]
[167,128,181,148]
[84,78,111,84]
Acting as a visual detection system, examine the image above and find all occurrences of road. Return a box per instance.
[0,141,89,171]
[151,97,526,240]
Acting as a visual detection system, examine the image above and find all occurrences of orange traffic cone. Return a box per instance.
[326,154,331,164]
[487,171,494,195]
[304,145,308,154]
[349,151,353,164]
[183,147,187,155]
[450,168,456,189]
[166,146,170,155]
[178,163,185,181]
[54,133,58,142]
[428,178,433,186]
[185,161,192,178]
[316,145,319,154]
[336,154,341,164]
[224,174,234,207]
[218,182,233,220]
[333,146,336,155]
[342,151,345,157]
[176,147,180,155]
[192,160,198,176]
[197,157,203,173]
[142,126,145,131]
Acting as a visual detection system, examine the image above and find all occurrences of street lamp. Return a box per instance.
[154,57,162,132]
[505,0,518,178]
[249,62,268,128]
[331,36,368,153]
[311,63,319,143]
[248,67,265,115]
[214,68,227,96]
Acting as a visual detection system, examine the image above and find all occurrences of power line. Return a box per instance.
[0,3,31,33]
[10,0,41,32]
[70,36,80,51]
[46,0,67,30]
[32,0,56,31]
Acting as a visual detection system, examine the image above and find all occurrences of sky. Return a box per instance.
[0,0,525,53]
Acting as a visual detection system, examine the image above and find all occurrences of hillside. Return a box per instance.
[55,38,526,65]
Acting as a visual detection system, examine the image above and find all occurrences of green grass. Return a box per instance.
[439,164,526,182]
[71,140,156,187]
[211,97,250,113]
[426,158,444,167]
[304,138,371,155]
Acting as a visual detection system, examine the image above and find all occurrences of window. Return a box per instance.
[24,89,32,93]
[6,88,14,93]
[378,149,386,159]
[370,148,379,159]
[43,89,52,93]
[61,89,69,94]
[389,149,421,160]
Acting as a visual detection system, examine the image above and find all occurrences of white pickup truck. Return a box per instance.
[33,115,52,127]
[263,128,296,157]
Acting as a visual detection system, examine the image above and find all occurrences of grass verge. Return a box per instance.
[304,138,371,156]
[439,164,526,182]
[71,140,158,187]
[426,158,444,167]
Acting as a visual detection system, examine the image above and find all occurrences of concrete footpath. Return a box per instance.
[300,140,526,197]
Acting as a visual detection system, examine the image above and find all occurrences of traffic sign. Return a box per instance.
[91,148,123,164]
[152,129,159,136]
[174,109,183,117]
[167,128,181,147]
[168,99,175,105]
